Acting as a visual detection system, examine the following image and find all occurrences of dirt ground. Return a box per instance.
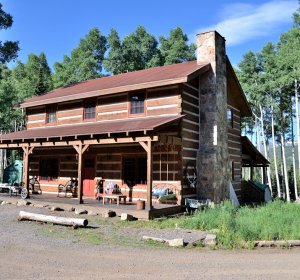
[1,203,300,280]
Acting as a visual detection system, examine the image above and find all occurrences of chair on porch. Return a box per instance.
[57,178,78,197]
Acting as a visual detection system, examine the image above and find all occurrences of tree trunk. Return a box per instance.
[271,107,281,198]
[290,94,298,200]
[260,105,272,194]
[281,132,290,202]
[18,211,88,227]
[255,115,263,183]
[295,79,300,199]
[0,149,3,183]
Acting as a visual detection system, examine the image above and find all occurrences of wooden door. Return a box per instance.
[83,157,95,196]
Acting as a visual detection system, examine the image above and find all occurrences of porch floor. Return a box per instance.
[0,192,183,220]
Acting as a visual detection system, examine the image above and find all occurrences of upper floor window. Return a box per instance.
[130,93,145,114]
[46,106,56,124]
[227,108,233,128]
[84,101,96,120]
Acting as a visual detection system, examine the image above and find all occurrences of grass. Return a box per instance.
[127,200,300,248]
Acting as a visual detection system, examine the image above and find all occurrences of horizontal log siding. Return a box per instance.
[146,86,181,117]
[227,105,242,198]
[181,83,199,197]
[29,151,78,192]
[25,85,183,130]
[97,94,128,121]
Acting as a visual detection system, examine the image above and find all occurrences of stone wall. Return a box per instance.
[196,31,229,202]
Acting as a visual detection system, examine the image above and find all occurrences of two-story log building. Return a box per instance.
[0,31,254,208]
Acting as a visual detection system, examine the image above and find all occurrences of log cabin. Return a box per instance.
[0,30,264,209]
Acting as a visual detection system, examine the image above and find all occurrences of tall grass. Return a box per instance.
[132,200,300,248]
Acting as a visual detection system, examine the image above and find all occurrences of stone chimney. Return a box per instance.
[196,31,229,202]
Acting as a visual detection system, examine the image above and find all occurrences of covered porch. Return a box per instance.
[241,136,271,203]
[0,116,183,215]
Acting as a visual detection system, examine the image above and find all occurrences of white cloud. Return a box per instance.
[196,1,298,46]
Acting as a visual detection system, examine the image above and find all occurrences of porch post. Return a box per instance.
[146,140,153,210]
[262,166,266,184]
[139,140,153,210]
[250,161,254,181]
[78,144,83,204]
[73,144,89,204]
[22,146,34,197]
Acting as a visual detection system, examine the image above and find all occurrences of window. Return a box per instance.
[227,108,233,128]
[130,93,145,114]
[123,157,147,185]
[84,101,96,120]
[40,158,58,181]
[46,107,56,124]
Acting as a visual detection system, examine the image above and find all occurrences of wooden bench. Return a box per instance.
[102,194,127,206]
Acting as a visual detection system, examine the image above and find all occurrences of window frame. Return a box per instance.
[227,108,233,128]
[45,105,57,125]
[129,92,146,116]
[83,99,97,121]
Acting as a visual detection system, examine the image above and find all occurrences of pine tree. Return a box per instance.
[104,26,161,74]
[53,28,107,87]
[159,27,196,65]
[0,3,19,65]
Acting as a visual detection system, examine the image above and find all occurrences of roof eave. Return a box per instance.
[226,57,252,117]
[20,77,188,109]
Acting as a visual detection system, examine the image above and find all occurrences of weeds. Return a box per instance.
[131,200,300,248]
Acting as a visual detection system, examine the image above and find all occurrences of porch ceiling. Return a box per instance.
[0,115,182,144]
[241,136,269,166]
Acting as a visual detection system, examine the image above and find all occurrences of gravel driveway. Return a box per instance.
[1,203,300,279]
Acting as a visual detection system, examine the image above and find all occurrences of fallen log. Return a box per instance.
[18,211,88,228]
[254,240,300,247]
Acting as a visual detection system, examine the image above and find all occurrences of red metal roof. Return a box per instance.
[0,115,182,142]
[20,61,210,108]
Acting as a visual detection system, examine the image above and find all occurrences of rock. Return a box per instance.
[50,206,64,212]
[102,210,116,218]
[75,208,88,215]
[66,207,75,212]
[120,213,134,221]
[1,201,11,205]
[167,238,184,247]
[0,200,3,205]
[33,204,45,208]
[142,236,165,243]
[88,210,98,216]
[17,200,31,206]
[203,234,217,246]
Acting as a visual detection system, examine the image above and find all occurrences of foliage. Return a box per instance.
[53,28,107,87]
[104,26,161,74]
[131,201,300,248]
[159,27,196,65]
[104,26,195,74]
[0,3,19,65]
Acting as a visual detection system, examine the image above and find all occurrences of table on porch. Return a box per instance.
[102,194,127,206]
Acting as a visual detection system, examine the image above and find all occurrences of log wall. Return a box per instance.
[227,105,242,198]
[26,86,182,129]
[180,82,199,199]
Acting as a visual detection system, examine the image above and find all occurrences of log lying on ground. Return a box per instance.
[18,211,88,228]
[254,240,300,247]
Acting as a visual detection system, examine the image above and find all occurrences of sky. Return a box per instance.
[0,0,298,69]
